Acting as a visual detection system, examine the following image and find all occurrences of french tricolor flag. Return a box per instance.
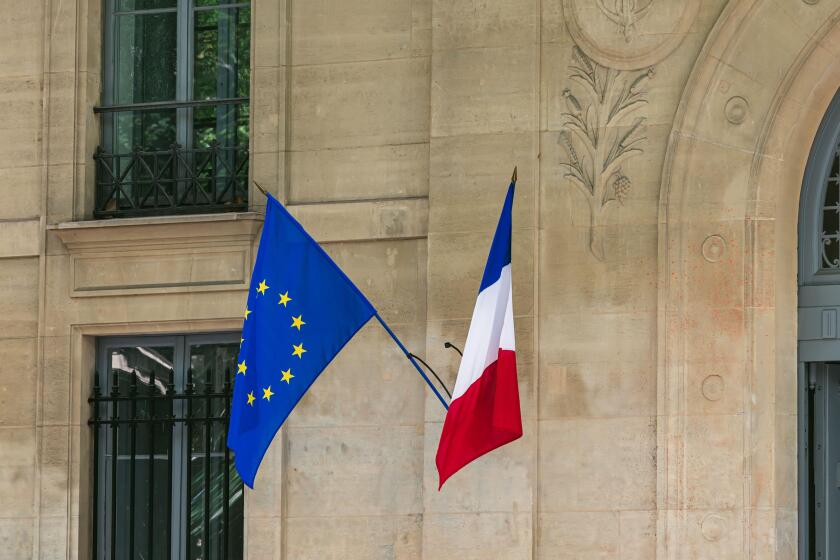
[436,177,523,489]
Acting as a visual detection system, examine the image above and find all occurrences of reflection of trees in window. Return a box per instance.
[96,0,251,218]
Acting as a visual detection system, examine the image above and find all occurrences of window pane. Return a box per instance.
[193,7,251,101]
[193,102,249,148]
[187,342,243,560]
[116,0,176,11]
[107,345,174,560]
[113,108,176,152]
[115,12,177,104]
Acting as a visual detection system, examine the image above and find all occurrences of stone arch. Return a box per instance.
[657,1,840,557]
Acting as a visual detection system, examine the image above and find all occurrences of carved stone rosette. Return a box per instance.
[558,46,653,260]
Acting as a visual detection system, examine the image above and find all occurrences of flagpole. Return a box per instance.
[254,181,450,411]
[374,313,450,411]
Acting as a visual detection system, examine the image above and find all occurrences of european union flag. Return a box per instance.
[228,193,376,487]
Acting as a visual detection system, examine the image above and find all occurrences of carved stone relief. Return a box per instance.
[563,0,700,70]
[558,46,653,260]
[596,0,653,43]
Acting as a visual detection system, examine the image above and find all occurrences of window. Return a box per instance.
[821,144,840,269]
[94,0,251,218]
[90,334,244,560]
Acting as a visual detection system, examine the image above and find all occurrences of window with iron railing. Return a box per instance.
[95,0,250,219]
[90,334,244,560]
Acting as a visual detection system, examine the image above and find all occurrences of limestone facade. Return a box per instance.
[0,0,837,557]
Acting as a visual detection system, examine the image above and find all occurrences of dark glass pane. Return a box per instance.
[116,0,176,10]
[826,178,839,207]
[115,12,177,104]
[193,7,251,101]
[187,342,243,560]
[824,208,839,236]
[193,102,249,148]
[107,345,174,560]
[113,108,176,152]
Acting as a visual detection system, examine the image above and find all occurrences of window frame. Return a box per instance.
[94,331,242,560]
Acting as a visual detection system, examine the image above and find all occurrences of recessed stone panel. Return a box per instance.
[72,249,248,297]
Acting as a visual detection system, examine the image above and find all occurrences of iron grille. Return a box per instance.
[93,142,249,219]
[89,367,242,560]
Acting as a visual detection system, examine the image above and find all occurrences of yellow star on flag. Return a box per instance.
[237,360,247,375]
[292,343,306,359]
[278,291,292,307]
[291,315,305,330]
[256,279,270,295]
[246,391,255,406]
[281,368,294,384]
[262,386,274,401]
[240,337,244,347]
[244,307,252,320]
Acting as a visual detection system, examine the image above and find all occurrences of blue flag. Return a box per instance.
[228,193,376,487]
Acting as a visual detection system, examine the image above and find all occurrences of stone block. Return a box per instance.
[427,229,534,322]
[0,337,37,427]
[422,512,531,560]
[431,46,536,137]
[245,515,281,560]
[291,58,430,151]
[292,0,420,65]
[0,166,41,220]
[289,143,429,204]
[0,219,40,258]
[252,0,286,69]
[432,0,536,50]
[289,322,425,428]
[539,224,658,314]
[39,465,69,518]
[0,518,33,560]
[290,198,429,242]
[324,238,426,325]
[0,2,44,76]
[0,466,35,517]
[422,419,533,514]
[539,417,656,511]
[284,514,422,560]
[429,132,535,234]
[537,511,620,559]
[0,427,35,466]
[38,516,68,560]
[285,425,423,517]
[539,360,655,419]
[42,336,72,425]
[684,415,744,510]
[539,310,654,366]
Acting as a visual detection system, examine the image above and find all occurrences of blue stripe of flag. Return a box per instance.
[478,182,515,293]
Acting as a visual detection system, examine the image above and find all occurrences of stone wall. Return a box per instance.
[4,0,840,558]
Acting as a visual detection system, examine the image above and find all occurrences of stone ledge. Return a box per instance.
[48,199,428,297]
[50,212,263,297]
[49,211,264,253]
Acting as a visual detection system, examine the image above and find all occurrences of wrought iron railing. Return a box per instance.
[89,368,243,560]
[93,142,249,219]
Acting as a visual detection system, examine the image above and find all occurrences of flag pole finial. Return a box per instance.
[511,166,517,183]
[253,180,269,198]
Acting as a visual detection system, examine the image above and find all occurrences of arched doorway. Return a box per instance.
[798,88,840,559]
[658,2,840,557]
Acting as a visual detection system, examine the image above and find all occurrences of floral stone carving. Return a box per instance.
[559,46,653,260]
[597,0,653,43]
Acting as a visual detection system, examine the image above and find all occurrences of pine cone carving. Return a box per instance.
[613,174,631,204]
